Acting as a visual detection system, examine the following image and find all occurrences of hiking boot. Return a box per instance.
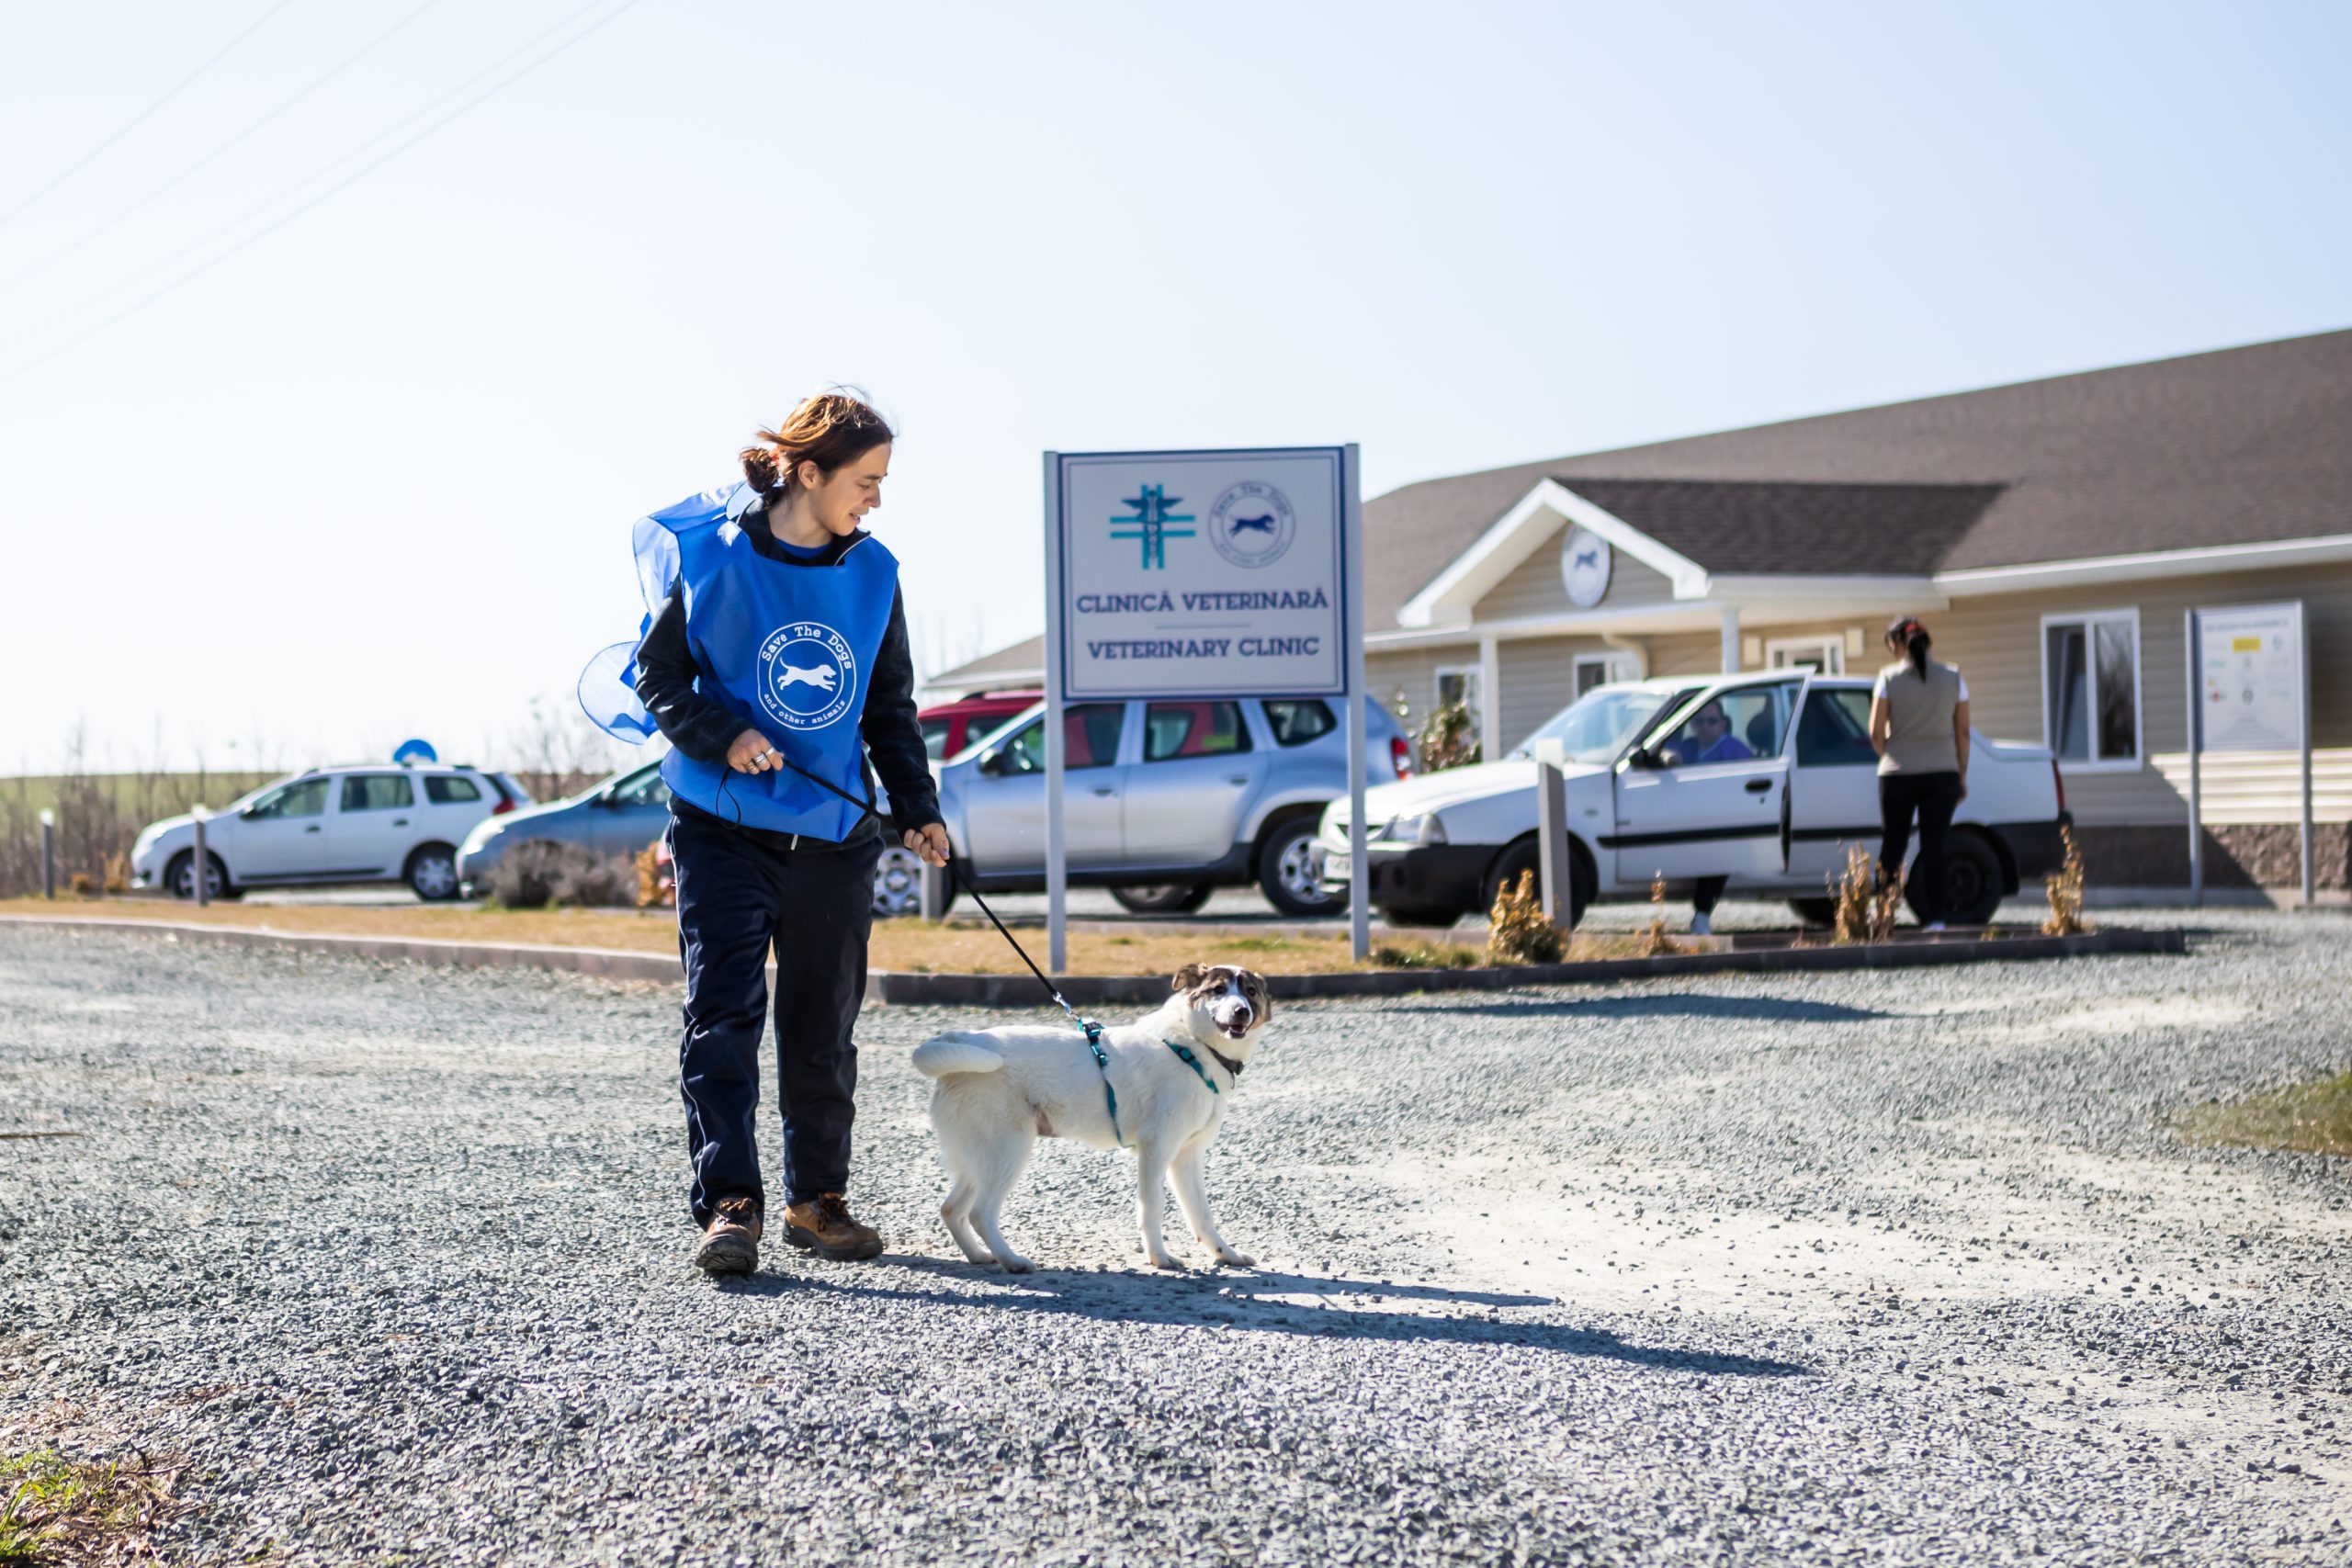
[694,1194,762,1274]
[782,1192,883,1261]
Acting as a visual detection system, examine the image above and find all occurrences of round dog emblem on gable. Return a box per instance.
[1560,525,1611,608]
[757,622,858,732]
[1206,481,1295,569]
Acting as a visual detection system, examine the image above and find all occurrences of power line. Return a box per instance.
[5,0,451,291]
[0,0,303,231]
[1,0,646,387]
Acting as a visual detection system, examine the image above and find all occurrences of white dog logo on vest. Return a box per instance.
[757,622,858,731]
[775,663,839,693]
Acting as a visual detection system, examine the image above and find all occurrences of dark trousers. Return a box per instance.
[671,810,881,1226]
[1878,771,1964,923]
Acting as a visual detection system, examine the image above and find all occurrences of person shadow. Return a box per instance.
[718,1254,1809,1379]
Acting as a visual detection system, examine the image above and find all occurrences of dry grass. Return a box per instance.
[1831,845,1902,944]
[2041,824,2091,936]
[1,898,1710,976]
[0,1448,185,1565]
[1485,869,1566,964]
[1634,874,1682,958]
[2177,1070,2352,1158]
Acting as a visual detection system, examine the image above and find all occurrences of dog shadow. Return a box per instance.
[1388,992,1889,1024]
[718,1254,1807,1379]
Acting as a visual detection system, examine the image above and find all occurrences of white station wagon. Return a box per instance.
[1320,672,2070,928]
[132,764,529,902]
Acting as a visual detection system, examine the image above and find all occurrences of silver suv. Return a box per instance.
[897,695,1410,918]
[130,764,530,901]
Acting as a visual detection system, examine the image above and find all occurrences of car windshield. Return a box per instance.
[224,773,304,812]
[1510,685,1679,764]
[952,705,1043,764]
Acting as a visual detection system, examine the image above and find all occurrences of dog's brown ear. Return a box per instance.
[1171,962,1210,992]
[1242,969,1272,1021]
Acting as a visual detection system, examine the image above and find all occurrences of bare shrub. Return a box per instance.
[1416,697,1482,773]
[1831,845,1902,944]
[635,839,670,908]
[490,840,634,908]
[1486,869,1566,965]
[2041,824,2091,936]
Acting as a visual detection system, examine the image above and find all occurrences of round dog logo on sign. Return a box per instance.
[757,622,858,731]
[1206,481,1295,569]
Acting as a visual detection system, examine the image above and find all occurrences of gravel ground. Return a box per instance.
[3,912,2348,1565]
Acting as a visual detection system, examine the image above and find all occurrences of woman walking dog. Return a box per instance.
[628,391,949,1274]
[1869,615,1971,931]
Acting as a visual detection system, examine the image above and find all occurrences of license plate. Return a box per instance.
[1323,850,1351,882]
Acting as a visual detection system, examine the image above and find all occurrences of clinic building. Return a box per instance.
[930,330,2352,895]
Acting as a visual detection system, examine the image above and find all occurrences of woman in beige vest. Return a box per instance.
[1869,616,1970,930]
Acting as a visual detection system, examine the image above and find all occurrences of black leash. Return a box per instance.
[741,749,1108,1045]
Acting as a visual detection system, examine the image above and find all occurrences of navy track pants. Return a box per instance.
[670,809,881,1226]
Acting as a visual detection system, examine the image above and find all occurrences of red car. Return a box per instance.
[918,689,1043,761]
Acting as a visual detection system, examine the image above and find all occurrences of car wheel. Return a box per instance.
[872,844,949,919]
[164,850,231,901]
[406,843,462,902]
[1256,818,1344,917]
[1787,897,1838,928]
[1911,831,2005,926]
[1378,905,1460,929]
[1478,836,1592,930]
[1109,884,1214,915]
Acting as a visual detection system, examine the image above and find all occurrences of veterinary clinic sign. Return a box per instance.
[1046,447,1351,699]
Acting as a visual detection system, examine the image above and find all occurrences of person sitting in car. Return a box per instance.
[1658,698,1756,938]
[1662,700,1755,767]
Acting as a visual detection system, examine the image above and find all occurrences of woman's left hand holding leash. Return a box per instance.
[904,822,950,868]
[727,727,783,774]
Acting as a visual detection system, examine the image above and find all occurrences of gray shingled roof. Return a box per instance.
[1365,329,2352,627]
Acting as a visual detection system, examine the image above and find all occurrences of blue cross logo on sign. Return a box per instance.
[1108,484,1194,570]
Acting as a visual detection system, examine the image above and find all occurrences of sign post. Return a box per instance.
[2187,602,2311,908]
[1042,446,1363,964]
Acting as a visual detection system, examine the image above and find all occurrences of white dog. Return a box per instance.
[910,964,1272,1272]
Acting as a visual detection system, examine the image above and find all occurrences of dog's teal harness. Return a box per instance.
[1082,1028,1243,1148]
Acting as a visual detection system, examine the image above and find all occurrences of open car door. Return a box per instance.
[1609,680,1799,886]
[1783,680,1884,888]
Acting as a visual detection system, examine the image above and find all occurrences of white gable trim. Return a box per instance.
[1395,479,1710,628]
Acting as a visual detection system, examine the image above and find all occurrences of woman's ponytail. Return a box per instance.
[1887,616,1931,678]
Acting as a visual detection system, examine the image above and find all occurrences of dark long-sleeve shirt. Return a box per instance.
[632,502,940,847]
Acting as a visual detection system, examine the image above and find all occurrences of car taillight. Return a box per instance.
[486,775,518,815]
[2051,759,2064,815]
[1389,735,1413,779]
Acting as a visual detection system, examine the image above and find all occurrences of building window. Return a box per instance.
[1766,635,1845,674]
[1572,652,1641,697]
[2041,610,2141,768]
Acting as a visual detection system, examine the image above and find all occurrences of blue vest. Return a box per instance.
[578,483,899,841]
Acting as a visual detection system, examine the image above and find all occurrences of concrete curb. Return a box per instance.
[2,913,2186,1007]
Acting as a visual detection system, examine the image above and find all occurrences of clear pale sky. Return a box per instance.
[4,0,2346,774]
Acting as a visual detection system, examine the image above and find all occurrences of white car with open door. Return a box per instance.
[1317,672,2069,928]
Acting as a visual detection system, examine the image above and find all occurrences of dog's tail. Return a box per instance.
[910,1033,1006,1078]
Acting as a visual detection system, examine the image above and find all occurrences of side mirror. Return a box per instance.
[239,805,262,819]
[1625,748,1662,772]
[975,748,1004,777]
